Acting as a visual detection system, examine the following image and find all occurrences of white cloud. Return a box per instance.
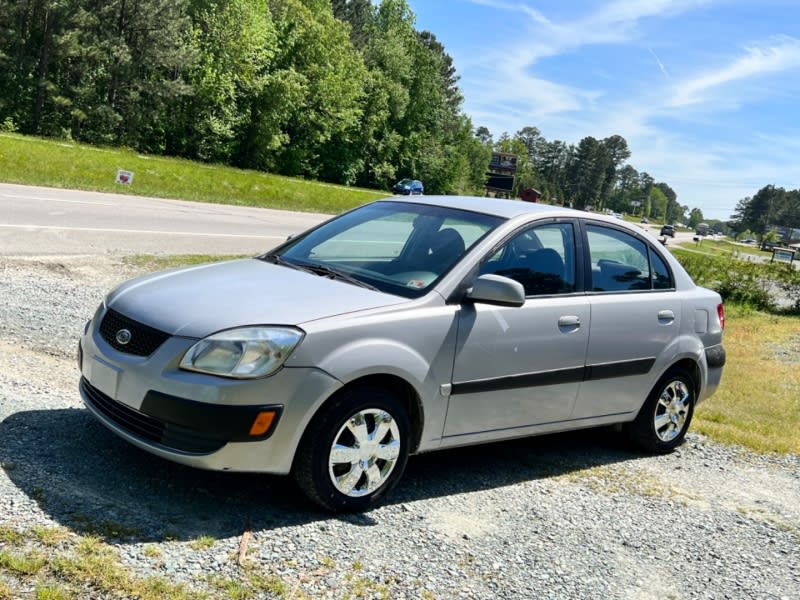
[671,36,800,106]
[444,1,799,218]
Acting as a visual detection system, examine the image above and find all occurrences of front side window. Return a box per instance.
[587,224,660,292]
[481,222,576,296]
[267,201,504,298]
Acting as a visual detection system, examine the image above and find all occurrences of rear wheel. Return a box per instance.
[626,368,695,453]
[293,385,410,512]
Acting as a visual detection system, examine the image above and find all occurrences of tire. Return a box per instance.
[293,385,411,512]
[626,368,695,453]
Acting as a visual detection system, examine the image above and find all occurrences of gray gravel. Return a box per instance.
[1,255,799,599]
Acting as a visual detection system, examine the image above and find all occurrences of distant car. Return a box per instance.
[78,196,726,512]
[660,224,675,237]
[640,217,649,224]
[392,179,424,195]
[742,238,755,244]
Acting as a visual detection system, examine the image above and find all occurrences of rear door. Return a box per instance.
[574,222,681,419]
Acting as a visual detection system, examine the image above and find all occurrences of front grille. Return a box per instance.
[99,309,170,357]
[81,378,226,454]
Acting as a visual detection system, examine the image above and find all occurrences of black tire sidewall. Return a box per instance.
[297,386,411,512]
[629,369,695,453]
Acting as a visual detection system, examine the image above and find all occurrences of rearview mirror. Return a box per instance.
[466,274,525,307]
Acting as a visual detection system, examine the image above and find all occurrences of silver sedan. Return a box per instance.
[78,196,726,511]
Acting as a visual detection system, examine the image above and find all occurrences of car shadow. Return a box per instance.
[1,408,644,543]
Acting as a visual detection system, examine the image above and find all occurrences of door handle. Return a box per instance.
[657,310,675,322]
[558,315,581,328]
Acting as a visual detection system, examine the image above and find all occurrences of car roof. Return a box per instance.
[376,194,579,220]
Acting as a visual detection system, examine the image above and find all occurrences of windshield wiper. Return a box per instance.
[260,255,379,291]
[259,254,305,271]
[301,263,380,291]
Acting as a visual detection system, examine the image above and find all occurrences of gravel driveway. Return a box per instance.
[1,255,798,599]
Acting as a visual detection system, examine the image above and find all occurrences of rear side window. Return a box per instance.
[651,250,674,289]
[587,225,652,292]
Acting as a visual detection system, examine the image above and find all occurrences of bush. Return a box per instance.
[673,250,794,312]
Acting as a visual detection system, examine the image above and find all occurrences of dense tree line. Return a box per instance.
[731,185,800,240]
[0,0,697,216]
[0,0,489,194]
[485,125,687,223]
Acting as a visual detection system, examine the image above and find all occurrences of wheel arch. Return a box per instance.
[297,373,425,458]
[663,357,702,398]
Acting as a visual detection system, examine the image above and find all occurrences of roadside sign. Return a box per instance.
[116,169,134,185]
[771,248,795,264]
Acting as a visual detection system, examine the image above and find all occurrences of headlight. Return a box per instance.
[179,327,304,379]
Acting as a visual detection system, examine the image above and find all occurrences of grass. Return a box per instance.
[694,305,800,454]
[122,254,248,271]
[0,523,311,599]
[0,132,384,214]
[676,237,765,259]
[557,464,698,504]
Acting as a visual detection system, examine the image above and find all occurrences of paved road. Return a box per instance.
[0,183,330,256]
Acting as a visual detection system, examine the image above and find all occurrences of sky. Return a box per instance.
[404,0,800,220]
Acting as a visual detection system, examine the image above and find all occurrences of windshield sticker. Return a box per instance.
[406,279,427,289]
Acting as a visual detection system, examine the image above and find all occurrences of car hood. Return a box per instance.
[106,258,407,338]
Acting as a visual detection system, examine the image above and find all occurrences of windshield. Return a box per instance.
[265,201,504,298]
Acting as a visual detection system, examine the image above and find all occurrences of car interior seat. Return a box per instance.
[426,227,465,273]
[523,248,565,294]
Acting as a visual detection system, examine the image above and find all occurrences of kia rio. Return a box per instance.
[78,196,726,512]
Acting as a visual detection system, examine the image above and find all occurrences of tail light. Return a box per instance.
[717,303,725,330]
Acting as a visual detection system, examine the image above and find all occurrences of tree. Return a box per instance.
[331,0,373,48]
[569,136,610,209]
[648,187,667,221]
[175,0,276,162]
[598,135,630,207]
[515,126,542,163]
[688,208,704,228]
[731,185,785,236]
[241,0,367,179]
[475,126,492,145]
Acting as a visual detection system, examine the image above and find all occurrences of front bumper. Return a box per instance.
[78,315,342,474]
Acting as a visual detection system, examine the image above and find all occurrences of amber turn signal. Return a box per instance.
[249,411,276,436]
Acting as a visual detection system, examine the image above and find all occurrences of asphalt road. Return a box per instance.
[0,182,330,256]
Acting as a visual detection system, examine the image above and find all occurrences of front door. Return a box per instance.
[444,221,590,438]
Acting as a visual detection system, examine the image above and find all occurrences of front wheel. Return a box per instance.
[293,385,410,512]
[626,369,695,453]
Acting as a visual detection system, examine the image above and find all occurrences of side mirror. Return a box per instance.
[466,274,525,307]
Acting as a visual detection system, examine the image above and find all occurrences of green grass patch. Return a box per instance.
[0,526,296,600]
[122,254,248,271]
[676,237,765,259]
[0,132,384,214]
[188,536,215,551]
[694,305,800,454]
[0,549,47,576]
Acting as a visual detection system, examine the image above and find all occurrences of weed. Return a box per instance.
[34,585,73,600]
[188,536,216,551]
[143,545,162,559]
[0,528,22,544]
[0,549,47,576]
[32,527,70,548]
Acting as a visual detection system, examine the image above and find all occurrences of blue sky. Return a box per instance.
[405,0,800,220]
